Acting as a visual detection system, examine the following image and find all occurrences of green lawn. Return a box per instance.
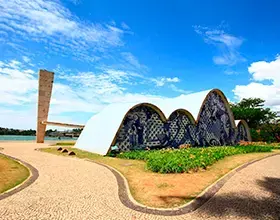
[55,142,76,146]
[0,154,30,194]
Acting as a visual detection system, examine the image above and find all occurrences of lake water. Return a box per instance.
[0,135,77,142]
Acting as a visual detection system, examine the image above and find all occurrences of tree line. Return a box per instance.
[230,98,280,142]
[0,127,36,136]
[0,128,83,136]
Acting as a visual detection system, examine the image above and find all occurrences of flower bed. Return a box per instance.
[239,141,280,149]
[116,146,272,173]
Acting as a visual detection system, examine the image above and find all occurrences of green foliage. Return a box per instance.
[238,145,272,153]
[0,127,63,136]
[56,142,75,146]
[116,150,155,160]
[250,129,261,142]
[259,127,276,143]
[45,129,57,136]
[250,123,280,143]
[230,98,277,129]
[117,146,272,173]
[72,128,83,133]
[0,127,83,137]
[0,127,36,136]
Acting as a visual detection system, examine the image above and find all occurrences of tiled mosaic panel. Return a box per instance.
[196,91,236,146]
[113,91,239,151]
[114,106,166,151]
[236,123,249,142]
[114,107,198,151]
[168,110,196,147]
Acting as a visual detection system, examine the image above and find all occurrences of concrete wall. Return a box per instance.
[36,70,54,143]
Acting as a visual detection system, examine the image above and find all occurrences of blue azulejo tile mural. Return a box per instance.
[236,122,250,142]
[196,91,236,146]
[113,90,251,152]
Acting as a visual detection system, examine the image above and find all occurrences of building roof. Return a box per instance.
[235,120,241,126]
[75,89,217,155]
[155,89,211,120]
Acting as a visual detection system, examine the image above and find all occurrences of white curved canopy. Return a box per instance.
[235,120,241,126]
[75,89,212,155]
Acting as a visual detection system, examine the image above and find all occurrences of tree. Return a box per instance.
[72,128,83,133]
[0,127,36,136]
[230,98,278,129]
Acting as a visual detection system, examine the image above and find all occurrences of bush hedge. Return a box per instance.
[116,146,272,173]
[56,142,75,146]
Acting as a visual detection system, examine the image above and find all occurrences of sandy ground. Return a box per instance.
[0,142,279,220]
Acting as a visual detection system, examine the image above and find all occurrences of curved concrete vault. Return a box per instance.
[235,120,252,142]
[75,89,252,155]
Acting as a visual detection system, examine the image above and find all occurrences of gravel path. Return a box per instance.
[0,142,279,220]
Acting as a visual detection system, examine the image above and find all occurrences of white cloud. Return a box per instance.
[68,0,82,5]
[248,55,280,85]
[0,66,98,129]
[56,64,181,91]
[22,56,31,63]
[168,84,191,94]
[194,25,245,66]
[0,0,127,61]
[152,77,180,87]
[54,68,183,108]
[233,56,280,111]
[50,69,172,114]
[121,22,130,30]
[0,60,37,105]
[0,57,187,128]
[121,52,143,69]
[224,70,239,75]
[57,69,135,96]
[0,107,37,129]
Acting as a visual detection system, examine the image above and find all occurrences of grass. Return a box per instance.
[55,142,75,146]
[0,154,30,194]
[157,182,174,189]
[39,145,279,208]
[117,146,272,173]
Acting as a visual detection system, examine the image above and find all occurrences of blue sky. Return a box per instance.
[0,0,280,129]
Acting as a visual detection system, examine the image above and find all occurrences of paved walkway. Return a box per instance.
[0,142,279,220]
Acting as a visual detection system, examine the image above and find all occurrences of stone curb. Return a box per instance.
[85,153,280,216]
[0,152,39,201]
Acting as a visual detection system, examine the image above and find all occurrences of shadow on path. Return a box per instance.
[196,177,280,219]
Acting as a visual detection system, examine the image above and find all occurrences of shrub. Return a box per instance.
[116,146,272,173]
[238,141,280,149]
[179,144,192,149]
[250,128,262,142]
[250,124,280,143]
[117,150,155,160]
[235,145,272,153]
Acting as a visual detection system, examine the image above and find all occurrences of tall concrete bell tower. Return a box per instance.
[36,70,54,143]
